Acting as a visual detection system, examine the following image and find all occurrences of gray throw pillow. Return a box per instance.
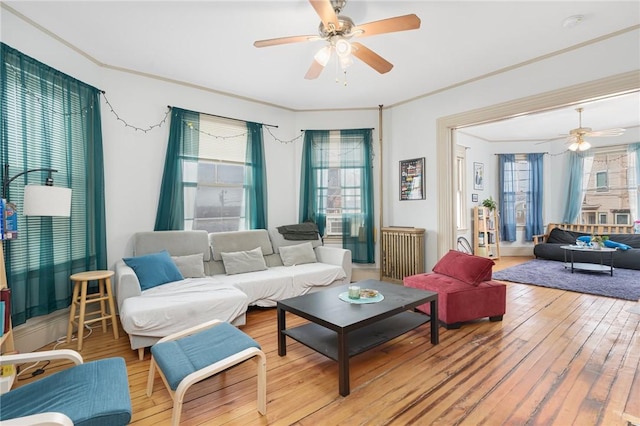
[221,246,268,275]
[172,253,206,278]
[279,242,317,267]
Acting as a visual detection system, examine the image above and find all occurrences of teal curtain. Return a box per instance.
[498,154,517,241]
[525,153,544,241]
[245,122,268,229]
[154,107,199,230]
[299,129,374,263]
[340,129,374,263]
[299,130,329,236]
[0,43,106,326]
[561,151,587,223]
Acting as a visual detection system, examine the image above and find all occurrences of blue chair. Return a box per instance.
[0,349,132,425]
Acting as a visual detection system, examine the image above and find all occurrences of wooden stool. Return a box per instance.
[66,270,119,351]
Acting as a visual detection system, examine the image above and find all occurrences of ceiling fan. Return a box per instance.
[253,0,421,79]
[564,107,625,151]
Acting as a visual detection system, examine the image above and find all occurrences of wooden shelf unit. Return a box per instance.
[473,207,500,260]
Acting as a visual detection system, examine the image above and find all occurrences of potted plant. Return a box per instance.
[481,196,497,211]
[590,234,609,249]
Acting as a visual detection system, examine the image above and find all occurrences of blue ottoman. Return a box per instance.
[146,320,266,425]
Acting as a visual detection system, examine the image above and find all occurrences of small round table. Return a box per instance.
[66,270,119,350]
[560,245,617,276]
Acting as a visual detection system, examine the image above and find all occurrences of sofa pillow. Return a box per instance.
[172,253,206,278]
[432,250,495,286]
[123,250,184,291]
[279,242,317,266]
[547,228,589,244]
[221,246,268,275]
[604,240,632,250]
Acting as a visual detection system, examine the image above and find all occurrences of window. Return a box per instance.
[514,155,531,226]
[299,129,374,263]
[155,109,267,233]
[596,171,608,192]
[580,146,635,224]
[498,152,543,242]
[455,146,467,230]
[317,131,363,239]
[615,213,630,224]
[184,116,247,232]
[1,43,106,326]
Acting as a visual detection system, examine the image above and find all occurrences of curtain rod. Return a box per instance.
[300,127,376,131]
[167,105,278,128]
[494,152,549,155]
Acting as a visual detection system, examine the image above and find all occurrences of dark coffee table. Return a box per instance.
[277,279,438,396]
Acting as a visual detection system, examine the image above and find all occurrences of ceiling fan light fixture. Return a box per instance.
[314,45,332,66]
[339,54,353,70]
[335,38,352,58]
[568,142,580,152]
[578,140,591,151]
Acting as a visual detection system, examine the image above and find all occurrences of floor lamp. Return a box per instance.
[1,164,72,351]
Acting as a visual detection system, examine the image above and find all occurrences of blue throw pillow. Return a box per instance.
[577,236,591,243]
[123,250,184,291]
[604,240,632,251]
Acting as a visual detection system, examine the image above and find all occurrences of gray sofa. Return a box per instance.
[115,229,352,359]
[533,227,640,270]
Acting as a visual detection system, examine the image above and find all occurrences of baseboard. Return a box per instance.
[13,309,70,352]
[500,246,534,257]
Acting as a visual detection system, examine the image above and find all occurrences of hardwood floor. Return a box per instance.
[17,257,640,425]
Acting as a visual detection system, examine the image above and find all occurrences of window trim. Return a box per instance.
[455,145,468,232]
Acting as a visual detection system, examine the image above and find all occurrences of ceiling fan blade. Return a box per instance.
[304,59,326,80]
[354,14,421,37]
[587,128,626,137]
[309,0,339,31]
[351,42,393,74]
[254,35,318,48]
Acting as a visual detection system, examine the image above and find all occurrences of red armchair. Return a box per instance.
[403,250,506,329]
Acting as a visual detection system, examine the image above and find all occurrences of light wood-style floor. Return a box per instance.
[17,257,640,425]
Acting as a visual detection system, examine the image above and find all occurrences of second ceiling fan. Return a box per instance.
[253,0,421,79]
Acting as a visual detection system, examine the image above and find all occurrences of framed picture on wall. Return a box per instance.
[400,157,425,200]
[473,162,484,190]
[472,193,479,202]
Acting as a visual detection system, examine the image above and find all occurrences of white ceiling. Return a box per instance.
[3,1,640,142]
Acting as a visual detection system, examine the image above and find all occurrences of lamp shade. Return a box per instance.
[23,185,72,217]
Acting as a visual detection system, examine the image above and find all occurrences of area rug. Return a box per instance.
[492,259,640,301]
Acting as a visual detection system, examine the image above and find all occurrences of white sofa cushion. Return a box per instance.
[213,268,296,307]
[119,277,248,337]
[221,247,268,275]
[271,263,347,291]
[279,242,317,266]
[172,253,205,278]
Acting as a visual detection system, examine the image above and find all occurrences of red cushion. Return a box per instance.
[432,250,494,286]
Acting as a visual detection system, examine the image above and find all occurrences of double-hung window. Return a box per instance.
[1,43,106,326]
[183,117,248,232]
[300,129,374,263]
[155,108,267,232]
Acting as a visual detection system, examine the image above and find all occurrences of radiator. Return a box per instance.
[381,227,425,283]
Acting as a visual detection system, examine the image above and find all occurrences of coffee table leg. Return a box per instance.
[430,298,439,345]
[338,330,350,396]
[277,306,286,356]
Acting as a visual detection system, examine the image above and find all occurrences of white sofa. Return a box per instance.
[115,229,351,359]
